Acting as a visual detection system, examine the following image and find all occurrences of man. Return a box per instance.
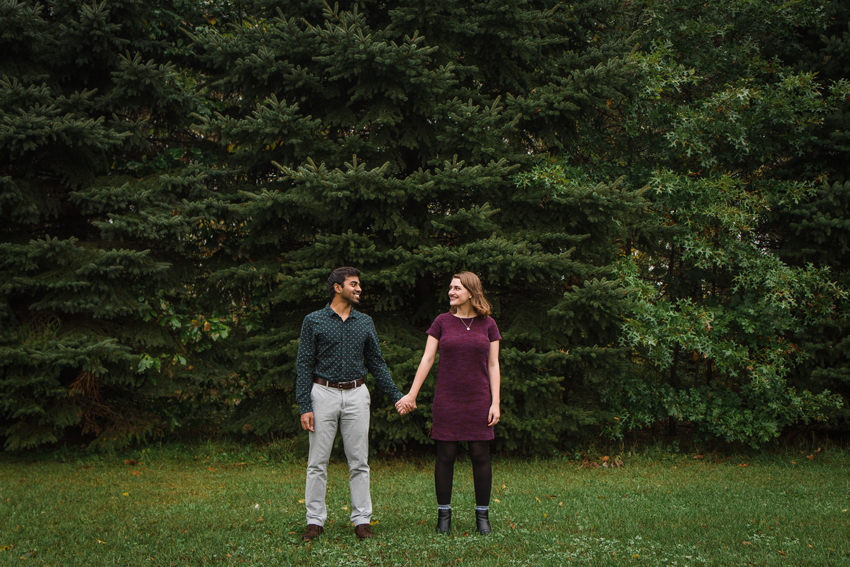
[296,267,411,541]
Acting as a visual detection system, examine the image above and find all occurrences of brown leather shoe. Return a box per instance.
[302,524,324,541]
[354,523,374,540]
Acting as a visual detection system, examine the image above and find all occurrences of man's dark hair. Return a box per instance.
[327,267,360,301]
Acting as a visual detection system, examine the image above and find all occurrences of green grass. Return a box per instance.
[1,445,849,566]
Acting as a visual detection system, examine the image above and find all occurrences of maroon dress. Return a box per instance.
[427,313,501,441]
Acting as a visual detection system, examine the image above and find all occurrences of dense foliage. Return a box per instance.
[0,0,233,450]
[598,0,850,445]
[188,0,639,452]
[1,0,848,452]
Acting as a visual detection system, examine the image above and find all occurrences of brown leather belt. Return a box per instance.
[313,377,364,390]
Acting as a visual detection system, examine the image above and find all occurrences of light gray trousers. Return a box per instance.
[305,382,372,527]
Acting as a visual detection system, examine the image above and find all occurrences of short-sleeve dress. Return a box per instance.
[426,312,502,441]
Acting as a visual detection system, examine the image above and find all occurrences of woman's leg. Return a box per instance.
[434,440,458,505]
[468,440,493,534]
[467,441,492,506]
[434,441,458,533]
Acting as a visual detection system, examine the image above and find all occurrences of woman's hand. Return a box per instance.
[396,393,417,415]
[487,404,500,427]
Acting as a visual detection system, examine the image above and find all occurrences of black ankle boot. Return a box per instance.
[436,508,451,533]
[475,509,491,534]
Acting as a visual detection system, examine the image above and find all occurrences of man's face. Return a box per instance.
[336,276,361,304]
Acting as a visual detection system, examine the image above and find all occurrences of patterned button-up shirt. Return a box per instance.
[296,304,403,414]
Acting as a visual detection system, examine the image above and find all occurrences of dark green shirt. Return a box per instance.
[296,304,403,414]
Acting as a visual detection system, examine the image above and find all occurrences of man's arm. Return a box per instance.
[363,320,404,404]
[296,316,317,430]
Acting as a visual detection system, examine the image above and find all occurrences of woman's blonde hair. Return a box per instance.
[449,271,491,317]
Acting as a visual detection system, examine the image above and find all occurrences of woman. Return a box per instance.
[396,271,501,534]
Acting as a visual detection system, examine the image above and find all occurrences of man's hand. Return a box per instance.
[301,412,315,432]
[395,394,416,415]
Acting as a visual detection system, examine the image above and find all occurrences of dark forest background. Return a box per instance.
[2,0,849,452]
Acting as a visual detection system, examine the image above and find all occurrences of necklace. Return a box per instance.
[459,316,474,331]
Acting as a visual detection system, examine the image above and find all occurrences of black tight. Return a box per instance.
[434,440,492,507]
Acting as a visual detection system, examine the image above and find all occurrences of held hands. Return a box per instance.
[395,394,416,415]
[487,404,501,427]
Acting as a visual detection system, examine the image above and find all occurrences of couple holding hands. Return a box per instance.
[296,267,500,541]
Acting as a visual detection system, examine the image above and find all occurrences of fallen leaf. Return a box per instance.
[806,454,814,460]
[124,459,136,466]
[693,455,704,460]
[778,550,786,556]
[207,467,216,472]
[132,471,140,476]
[742,541,752,545]
[494,499,501,503]
[298,499,305,504]
[791,461,797,464]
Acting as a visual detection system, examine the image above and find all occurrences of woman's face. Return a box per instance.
[448,278,472,308]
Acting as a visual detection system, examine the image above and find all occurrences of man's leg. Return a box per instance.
[306,384,340,527]
[339,384,371,527]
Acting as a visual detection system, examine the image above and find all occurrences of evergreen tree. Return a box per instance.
[0,0,227,450]
[190,0,638,451]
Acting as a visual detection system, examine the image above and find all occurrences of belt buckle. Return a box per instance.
[339,380,355,390]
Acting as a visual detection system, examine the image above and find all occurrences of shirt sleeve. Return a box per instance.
[426,314,443,340]
[363,319,403,403]
[487,317,502,342]
[296,315,316,414]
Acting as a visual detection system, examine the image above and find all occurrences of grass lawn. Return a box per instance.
[1,444,849,566]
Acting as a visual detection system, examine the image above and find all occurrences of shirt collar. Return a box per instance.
[323,303,359,320]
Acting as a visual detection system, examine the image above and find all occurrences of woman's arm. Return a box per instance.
[487,340,501,426]
[396,335,439,413]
